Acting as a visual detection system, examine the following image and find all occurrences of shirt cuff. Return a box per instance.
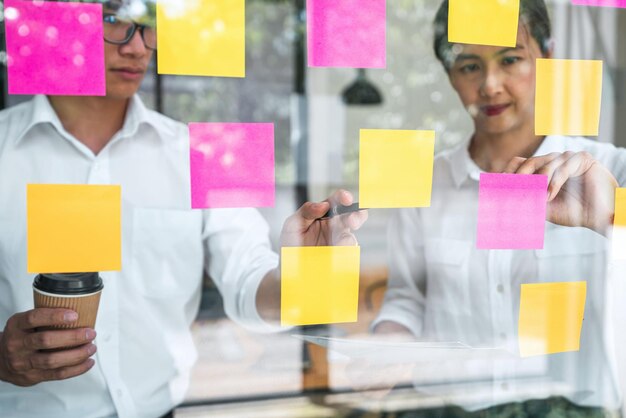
[369,300,423,338]
[235,258,293,334]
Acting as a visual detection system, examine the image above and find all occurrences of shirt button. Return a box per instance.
[499,332,507,340]
[103,333,112,342]
[116,389,123,398]
[501,382,509,391]
[496,284,504,293]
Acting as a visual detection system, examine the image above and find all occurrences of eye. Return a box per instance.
[103,15,118,24]
[502,56,521,66]
[459,63,480,74]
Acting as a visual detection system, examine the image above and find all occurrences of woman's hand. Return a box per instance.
[504,151,618,235]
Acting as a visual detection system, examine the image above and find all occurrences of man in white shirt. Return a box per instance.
[0,4,366,418]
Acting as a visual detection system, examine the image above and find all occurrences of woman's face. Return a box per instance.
[448,24,548,137]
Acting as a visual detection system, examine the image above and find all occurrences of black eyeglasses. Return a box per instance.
[103,14,157,50]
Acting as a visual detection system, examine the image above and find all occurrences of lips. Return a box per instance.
[110,67,146,81]
[481,104,511,117]
[111,67,145,74]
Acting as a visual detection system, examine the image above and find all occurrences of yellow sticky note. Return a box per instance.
[281,246,360,326]
[612,188,626,260]
[448,0,520,47]
[157,0,245,77]
[359,129,435,208]
[27,184,121,273]
[535,59,603,136]
[518,282,586,357]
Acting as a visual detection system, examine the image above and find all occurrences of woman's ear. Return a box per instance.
[544,39,555,59]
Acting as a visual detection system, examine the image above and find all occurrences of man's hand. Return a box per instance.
[504,152,618,235]
[280,189,368,247]
[0,308,97,387]
[257,190,368,321]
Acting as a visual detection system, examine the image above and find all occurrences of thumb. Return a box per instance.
[295,201,330,228]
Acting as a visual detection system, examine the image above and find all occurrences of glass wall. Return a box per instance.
[2,0,626,417]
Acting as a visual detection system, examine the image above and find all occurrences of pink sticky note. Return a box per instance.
[4,0,105,96]
[190,123,275,209]
[572,0,626,8]
[307,0,386,68]
[477,173,548,249]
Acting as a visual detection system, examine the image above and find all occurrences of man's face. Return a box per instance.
[103,10,154,100]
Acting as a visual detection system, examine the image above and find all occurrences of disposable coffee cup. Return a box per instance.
[33,273,103,329]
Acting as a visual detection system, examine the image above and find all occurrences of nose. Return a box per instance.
[479,64,504,98]
[119,27,147,57]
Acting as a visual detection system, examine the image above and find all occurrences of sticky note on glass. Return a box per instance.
[477,173,547,249]
[518,282,586,357]
[359,129,435,208]
[307,0,386,68]
[448,0,520,47]
[535,59,603,136]
[4,0,105,96]
[190,123,275,209]
[27,184,121,273]
[612,188,626,260]
[157,0,245,77]
[281,246,360,326]
[572,0,626,8]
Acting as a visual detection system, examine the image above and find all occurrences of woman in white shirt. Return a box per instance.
[372,0,626,415]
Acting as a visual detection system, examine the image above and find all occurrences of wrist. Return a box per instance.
[0,332,8,383]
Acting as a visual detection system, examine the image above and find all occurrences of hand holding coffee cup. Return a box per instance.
[0,308,97,386]
[0,273,103,386]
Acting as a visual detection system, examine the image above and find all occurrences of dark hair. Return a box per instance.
[433,0,552,70]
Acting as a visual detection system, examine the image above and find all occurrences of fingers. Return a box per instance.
[503,156,528,173]
[291,189,356,230]
[30,343,97,370]
[13,309,78,331]
[330,209,369,231]
[334,232,359,246]
[503,152,561,174]
[25,328,97,351]
[326,189,354,207]
[39,358,96,383]
[296,201,329,223]
[544,152,594,201]
[503,152,596,201]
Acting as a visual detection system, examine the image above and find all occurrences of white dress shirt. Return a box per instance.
[0,95,279,418]
[372,135,626,411]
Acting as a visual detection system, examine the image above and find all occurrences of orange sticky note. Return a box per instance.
[281,246,360,326]
[448,0,520,47]
[518,282,586,357]
[359,129,435,208]
[535,59,603,136]
[27,184,121,273]
[613,188,626,260]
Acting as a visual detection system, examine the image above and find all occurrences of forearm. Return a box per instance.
[372,321,412,336]
[255,268,281,323]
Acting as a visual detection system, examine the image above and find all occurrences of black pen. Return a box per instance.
[319,202,367,220]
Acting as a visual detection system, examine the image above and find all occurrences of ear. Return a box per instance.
[544,39,555,59]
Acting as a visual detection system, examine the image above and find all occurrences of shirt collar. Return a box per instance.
[14,94,167,146]
[446,135,569,188]
[14,95,64,145]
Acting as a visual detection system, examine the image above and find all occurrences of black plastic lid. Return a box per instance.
[33,272,103,295]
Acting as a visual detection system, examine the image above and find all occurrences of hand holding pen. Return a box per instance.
[279,189,368,247]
